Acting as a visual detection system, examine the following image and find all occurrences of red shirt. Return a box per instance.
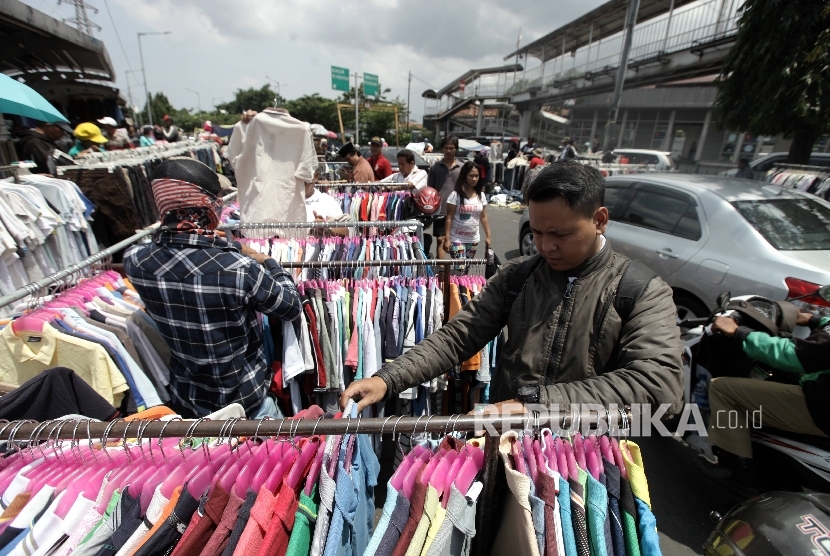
[368,155,393,180]
[529,156,545,169]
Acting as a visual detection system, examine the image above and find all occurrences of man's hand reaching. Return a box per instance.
[340,377,387,413]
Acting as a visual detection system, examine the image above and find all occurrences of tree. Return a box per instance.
[282,94,339,131]
[217,85,284,115]
[714,0,830,163]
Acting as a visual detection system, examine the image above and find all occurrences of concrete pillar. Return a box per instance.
[476,103,485,136]
[589,111,599,144]
[662,110,676,152]
[519,110,533,139]
[733,132,745,163]
[695,110,712,162]
[616,110,628,149]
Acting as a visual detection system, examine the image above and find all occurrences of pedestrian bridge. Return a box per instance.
[507,0,741,108]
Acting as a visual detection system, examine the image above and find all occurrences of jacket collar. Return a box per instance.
[562,237,612,279]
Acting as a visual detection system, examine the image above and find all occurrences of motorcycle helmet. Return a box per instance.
[414,186,441,215]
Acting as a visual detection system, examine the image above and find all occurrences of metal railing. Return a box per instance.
[508,0,742,96]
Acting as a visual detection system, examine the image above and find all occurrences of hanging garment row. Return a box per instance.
[264,274,450,417]
[488,428,660,556]
[315,186,419,224]
[236,234,428,281]
[0,269,170,415]
[57,144,220,249]
[766,168,830,199]
[0,174,98,298]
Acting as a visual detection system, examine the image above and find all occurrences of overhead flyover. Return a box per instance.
[505,0,741,108]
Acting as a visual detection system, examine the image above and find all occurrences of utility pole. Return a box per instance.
[58,0,100,35]
[125,70,142,126]
[353,72,361,145]
[603,0,640,150]
[186,88,202,114]
[407,71,412,131]
[138,31,171,127]
[511,28,522,87]
[265,76,287,105]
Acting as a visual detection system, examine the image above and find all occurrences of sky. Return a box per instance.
[20,0,607,122]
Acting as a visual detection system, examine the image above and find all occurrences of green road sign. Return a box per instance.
[363,73,379,97]
[331,66,350,92]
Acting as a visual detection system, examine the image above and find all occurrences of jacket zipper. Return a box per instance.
[548,278,577,384]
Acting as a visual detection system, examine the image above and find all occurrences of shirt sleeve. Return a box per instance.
[741,330,805,373]
[446,191,458,206]
[480,193,488,206]
[411,170,428,190]
[296,129,318,184]
[245,259,303,321]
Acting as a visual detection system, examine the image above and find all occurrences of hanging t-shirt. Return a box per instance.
[305,190,344,222]
[446,191,487,244]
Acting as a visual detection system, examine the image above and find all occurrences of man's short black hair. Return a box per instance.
[525,161,605,217]
[397,149,416,163]
[443,135,459,149]
[738,158,749,167]
[528,137,536,143]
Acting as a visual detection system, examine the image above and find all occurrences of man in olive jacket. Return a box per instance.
[341,162,684,415]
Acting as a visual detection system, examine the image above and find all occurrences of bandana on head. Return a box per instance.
[152,178,222,234]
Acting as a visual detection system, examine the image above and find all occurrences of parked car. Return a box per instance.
[518,174,830,320]
[358,147,431,172]
[720,152,830,177]
[611,149,675,171]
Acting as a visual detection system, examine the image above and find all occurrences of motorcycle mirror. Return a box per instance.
[716,291,731,311]
[709,511,722,524]
[819,285,830,303]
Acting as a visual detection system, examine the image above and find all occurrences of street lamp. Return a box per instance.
[138,31,172,127]
[265,76,287,104]
[186,88,202,114]
[211,97,224,110]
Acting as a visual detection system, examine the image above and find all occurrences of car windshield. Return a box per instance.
[733,198,830,250]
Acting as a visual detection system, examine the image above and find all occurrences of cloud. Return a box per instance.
[19,0,606,119]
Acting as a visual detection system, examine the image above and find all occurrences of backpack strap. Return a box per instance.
[614,260,658,322]
[505,254,543,305]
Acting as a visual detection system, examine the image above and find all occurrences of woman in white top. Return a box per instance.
[442,161,491,262]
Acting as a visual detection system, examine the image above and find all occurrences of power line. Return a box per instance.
[37,0,64,20]
[101,0,133,71]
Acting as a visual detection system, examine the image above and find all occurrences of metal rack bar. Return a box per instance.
[0,413,627,442]
[219,220,423,230]
[0,191,238,310]
[275,258,484,269]
[314,182,411,190]
[770,163,830,174]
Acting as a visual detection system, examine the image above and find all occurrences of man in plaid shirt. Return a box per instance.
[125,159,302,417]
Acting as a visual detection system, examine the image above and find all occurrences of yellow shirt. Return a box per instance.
[0,323,128,406]
[421,503,447,556]
[406,485,440,556]
[620,440,651,509]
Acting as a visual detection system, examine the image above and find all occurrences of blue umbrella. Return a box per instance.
[0,74,69,123]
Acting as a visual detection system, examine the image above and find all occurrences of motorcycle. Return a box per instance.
[679,287,830,555]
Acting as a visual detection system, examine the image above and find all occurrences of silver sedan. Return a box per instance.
[518,174,830,320]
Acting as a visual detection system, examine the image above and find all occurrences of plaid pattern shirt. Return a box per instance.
[124,231,302,417]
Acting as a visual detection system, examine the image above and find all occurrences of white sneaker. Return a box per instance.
[685,433,717,463]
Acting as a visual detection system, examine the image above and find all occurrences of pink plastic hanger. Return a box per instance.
[511,436,528,475]
[454,446,484,497]
[611,438,628,480]
[265,442,299,492]
[533,440,549,478]
[233,443,268,497]
[563,441,579,482]
[390,444,427,492]
[287,437,320,490]
[522,434,538,485]
[137,461,176,513]
[599,436,615,465]
[402,450,430,500]
[418,449,445,486]
[432,450,459,502]
[573,433,587,471]
[252,441,285,493]
[584,437,601,481]
[304,441,327,497]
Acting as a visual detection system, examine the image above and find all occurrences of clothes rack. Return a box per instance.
[0,410,631,556]
[220,219,425,243]
[314,182,411,190]
[0,191,239,310]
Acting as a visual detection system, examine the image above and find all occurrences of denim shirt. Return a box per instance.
[323,409,381,556]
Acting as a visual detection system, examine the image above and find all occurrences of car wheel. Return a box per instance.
[520,227,538,256]
[673,292,708,326]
